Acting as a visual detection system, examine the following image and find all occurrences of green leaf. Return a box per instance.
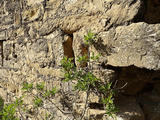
[22,82,33,92]
[36,82,45,91]
[34,97,43,107]
[0,103,19,120]
[43,90,51,99]
[84,31,95,45]
[14,97,23,107]
[50,87,57,96]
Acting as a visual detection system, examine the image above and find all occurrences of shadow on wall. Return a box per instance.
[104,65,160,95]
[134,0,160,24]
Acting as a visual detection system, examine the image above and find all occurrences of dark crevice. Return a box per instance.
[103,64,157,73]
[136,82,155,120]
[104,65,160,120]
[63,34,74,58]
[129,0,138,7]
[152,77,160,82]
[138,83,154,93]
[12,43,17,58]
[79,44,89,67]
[0,40,5,67]
[132,0,146,23]
[136,100,146,120]
[133,0,160,24]
[88,103,104,110]
[101,64,160,95]
[62,32,76,65]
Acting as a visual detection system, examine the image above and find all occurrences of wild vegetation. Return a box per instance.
[61,31,118,119]
[0,32,117,120]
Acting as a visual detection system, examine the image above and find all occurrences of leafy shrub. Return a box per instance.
[61,31,118,118]
[0,103,19,120]
[0,82,57,120]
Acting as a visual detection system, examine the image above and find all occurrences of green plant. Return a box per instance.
[0,96,26,120]
[84,31,95,45]
[61,57,75,82]
[50,87,57,96]
[36,82,45,91]
[90,52,101,61]
[34,97,43,107]
[0,31,117,120]
[42,87,57,99]
[0,81,58,120]
[74,71,98,91]
[61,31,117,118]
[102,93,118,117]
[22,82,33,92]
[14,97,23,107]
[0,103,19,120]
[0,96,4,112]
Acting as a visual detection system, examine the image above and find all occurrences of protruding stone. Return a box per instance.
[0,31,6,40]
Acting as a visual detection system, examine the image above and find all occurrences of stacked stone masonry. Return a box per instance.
[0,0,160,120]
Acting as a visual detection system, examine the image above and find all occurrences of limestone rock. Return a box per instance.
[26,0,45,6]
[0,88,7,100]
[40,0,141,34]
[22,4,44,23]
[1,0,160,119]
[0,31,6,40]
[102,22,160,70]
[87,109,106,120]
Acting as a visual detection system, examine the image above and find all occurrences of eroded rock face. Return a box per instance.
[0,0,160,120]
[99,22,160,70]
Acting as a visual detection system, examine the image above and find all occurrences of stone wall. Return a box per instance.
[0,0,160,120]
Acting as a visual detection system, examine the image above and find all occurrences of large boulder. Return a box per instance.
[98,22,160,70]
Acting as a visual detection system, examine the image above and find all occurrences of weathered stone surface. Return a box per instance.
[87,109,106,120]
[26,0,44,6]
[102,22,160,70]
[22,3,44,23]
[40,0,141,34]
[0,31,6,40]
[0,0,160,119]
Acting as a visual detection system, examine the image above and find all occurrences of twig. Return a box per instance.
[47,99,74,114]
[17,106,25,120]
[80,87,90,120]
[113,80,118,89]
[117,82,128,90]
[38,109,45,120]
